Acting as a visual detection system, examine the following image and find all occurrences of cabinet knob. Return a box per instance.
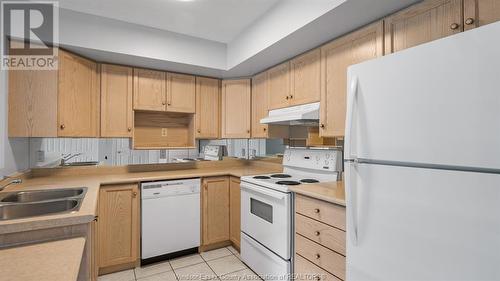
[127,127,132,132]
[162,101,166,105]
[247,130,250,133]
[450,23,460,30]
[60,124,65,130]
[314,208,320,214]
[263,127,267,132]
[320,124,325,129]
[197,129,201,133]
[285,96,289,100]
[167,102,171,106]
[132,192,137,198]
[314,276,321,281]
[315,231,321,236]
[465,18,475,25]
[289,95,293,99]
[315,254,321,259]
[93,216,98,222]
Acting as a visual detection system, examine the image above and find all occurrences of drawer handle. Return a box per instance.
[315,254,321,259]
[314,275,321,281]
[315,231,321,236]
[314,208,320,214]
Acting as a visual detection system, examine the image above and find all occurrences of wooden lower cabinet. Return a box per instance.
[229,177,241,249]
[202,177,230,248]
[97,184,140,275]
[295,195,346,280]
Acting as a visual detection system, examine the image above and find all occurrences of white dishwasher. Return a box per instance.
[141,178,201,263]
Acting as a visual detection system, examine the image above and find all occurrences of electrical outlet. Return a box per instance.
[36,150,45,162]
[160,150,167,159]
[161,128,168,137]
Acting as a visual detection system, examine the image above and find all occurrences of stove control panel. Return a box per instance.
[283,148,342,172]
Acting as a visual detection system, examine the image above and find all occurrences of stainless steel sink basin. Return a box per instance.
[0,187,87,203]
[0,199,81,220]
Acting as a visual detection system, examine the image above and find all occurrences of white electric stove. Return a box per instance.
[240,147,342,280]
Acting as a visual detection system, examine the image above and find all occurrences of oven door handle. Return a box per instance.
[241,182,286,200]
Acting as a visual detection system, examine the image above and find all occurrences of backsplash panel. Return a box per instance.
[29,138,270,168]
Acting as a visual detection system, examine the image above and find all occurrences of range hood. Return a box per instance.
[260,102,320,126]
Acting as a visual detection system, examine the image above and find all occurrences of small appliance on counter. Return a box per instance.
[172,145,227,163]
[239,147,342,279]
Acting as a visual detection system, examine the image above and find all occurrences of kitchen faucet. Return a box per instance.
[60,153,83,166]
[0,178,22,192]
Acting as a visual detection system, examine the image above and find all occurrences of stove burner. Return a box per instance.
[270,174,292,178]
[276,180,301,186]
[253,176,271,180]
[300,179,320,183]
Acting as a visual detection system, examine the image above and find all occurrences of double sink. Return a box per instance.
[0,187,87,221]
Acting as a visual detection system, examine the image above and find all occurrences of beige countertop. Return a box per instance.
[0,237,85,281]
[0,160,282,234]
[290,181,346,206]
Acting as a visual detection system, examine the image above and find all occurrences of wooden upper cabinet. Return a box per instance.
[8,68,58,137]
[290,49,321,106]
[100,64,133,138]
[166,73,196,113]
[98,184,139,270]
[464,0,500,30]
[320,21,384,137]
[251,72,269,138]
[268,62,291,110]
[229,177,241,249]
[202,177,230,246]
[385,0,463,54]
[58,50,100,137]
[133,68,165,111]
[221,79,251,139]
[196,77,220,139]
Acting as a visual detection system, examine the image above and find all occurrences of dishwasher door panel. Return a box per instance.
[141,192,200,259]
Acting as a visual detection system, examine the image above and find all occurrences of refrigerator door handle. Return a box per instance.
[345,76,358,160]
[346,162,358,246]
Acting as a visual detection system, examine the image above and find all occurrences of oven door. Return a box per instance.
[241,181,292,260]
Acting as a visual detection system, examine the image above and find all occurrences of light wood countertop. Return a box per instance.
[0,237,85,281]
[290,181,345,206]
[0,159,282,234]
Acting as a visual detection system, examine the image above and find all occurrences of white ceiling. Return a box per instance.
[58,0,281,43]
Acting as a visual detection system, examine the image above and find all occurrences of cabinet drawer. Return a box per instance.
[295,234,345,280]
[295,254,342,281]
[295,195,345,230]
[295,213,345,255]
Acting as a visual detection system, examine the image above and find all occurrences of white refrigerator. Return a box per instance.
[344,21,500,280]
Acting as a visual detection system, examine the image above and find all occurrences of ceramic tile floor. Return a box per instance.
[98,246,260,281]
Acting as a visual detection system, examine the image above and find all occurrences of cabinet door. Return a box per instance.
[133,68,166,111]
[320,21,384,137]
[290,49,321,106]
[384,0,463,54]
[202,177,230,245]
[268,62,291,110]
[58,50,99,137]
[229,177,241,249]
[166,73,196,113]
[100,64,133,137]
[221,79,251,138]
[251,72,269,138]
[464,0,500,30]
[8,68,58,137]
[196,77,220,139]
[98,184,139,269]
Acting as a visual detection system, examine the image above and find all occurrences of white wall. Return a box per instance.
[0,69,30,179]
[226,0,345,69]
[59,9,227,70]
